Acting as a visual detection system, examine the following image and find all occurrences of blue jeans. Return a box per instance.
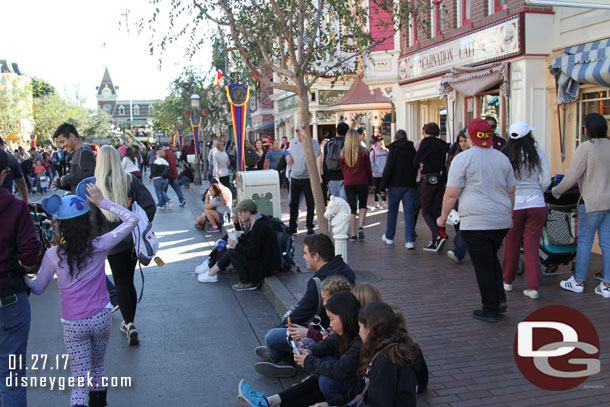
[318,357,358,400]
[574,204,610,284]
[385,186,417,242]
[178,176,190,186]
[153,178,170,206]
[264,328,293,364]
[453,226,467,260]
[168,178,185,204]
[0,291,30,406]
[328,180,347,201]
[106,276,116,300]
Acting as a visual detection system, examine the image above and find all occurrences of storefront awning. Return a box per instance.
[550,38,610,104]
[439,62,509,98]
[252,121,275,134]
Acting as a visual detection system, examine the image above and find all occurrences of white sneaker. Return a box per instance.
[381,235,394,245]
[595,283,610,298]
[405,242,415,249]
[560,276,584,293]
[523,289,539,299]
[195,262,210,274]
[447,250,460,263]
[375,204,380,209]
[503,283,513,292]
[168,200,173,209]
[198,271,218,283]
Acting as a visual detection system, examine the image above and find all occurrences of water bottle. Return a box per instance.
[223,212,229,225]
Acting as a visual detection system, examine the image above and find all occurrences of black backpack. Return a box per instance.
[245,148,258,168]
[264,215,296,271]
[325,137,344,171]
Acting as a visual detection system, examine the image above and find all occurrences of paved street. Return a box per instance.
[26,183,283,406]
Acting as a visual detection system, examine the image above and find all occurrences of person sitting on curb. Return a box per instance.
[194,178,232,233]
[253,234,356,378]
[199,199,281,291]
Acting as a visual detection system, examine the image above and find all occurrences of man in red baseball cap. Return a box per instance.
[437,118,516,323]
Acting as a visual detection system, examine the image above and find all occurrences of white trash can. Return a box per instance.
[236,170,281,218]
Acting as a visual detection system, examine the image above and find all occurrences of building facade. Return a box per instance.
[0,60,34,144]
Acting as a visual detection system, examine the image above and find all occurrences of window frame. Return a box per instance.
[119,105,125,116]
[434,0,444,37]
[494,0,508,13]
[462,0,472,26]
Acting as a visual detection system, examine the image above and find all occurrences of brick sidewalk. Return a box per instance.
[278,189,608,407]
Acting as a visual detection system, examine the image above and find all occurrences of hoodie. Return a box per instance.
[280,255,355,327]
[0,189,41,296]
[380,139,418,191]
[150,157,170,179]
[413,136,450,174]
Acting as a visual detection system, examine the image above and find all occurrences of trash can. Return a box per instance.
[236,170,281,218]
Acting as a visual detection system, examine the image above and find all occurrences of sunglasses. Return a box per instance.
[490,124,497,129]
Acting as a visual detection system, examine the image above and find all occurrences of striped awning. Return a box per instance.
[550,38,610,104]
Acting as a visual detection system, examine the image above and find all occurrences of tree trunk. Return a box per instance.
[296,80,329,235]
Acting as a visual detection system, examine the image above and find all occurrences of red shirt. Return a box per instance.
[340,148,373,186]
[163,149,179,179]
[34,165,46,176]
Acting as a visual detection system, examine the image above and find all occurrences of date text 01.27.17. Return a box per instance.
[8,354,69,371]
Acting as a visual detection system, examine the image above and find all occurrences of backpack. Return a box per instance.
[245,148,258,168]
[131,201,159,266]
[161,165,170,179]
[275,150,287,172]
[265,215,296,271]
[325,137,345,171]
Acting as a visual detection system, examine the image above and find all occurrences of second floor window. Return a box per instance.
[119,105,125,116]
[495,0,508,12]
[133,105,140,116]
[462,0,472,25]
[434,0,444,37]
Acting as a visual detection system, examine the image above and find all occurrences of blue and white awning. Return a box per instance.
[550,38,610,104]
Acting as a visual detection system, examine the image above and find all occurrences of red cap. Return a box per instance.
[467,118,494,148]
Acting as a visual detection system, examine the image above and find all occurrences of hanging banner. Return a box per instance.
[177,127,185,151]
[225,84,250,172]
[190,116,201,163]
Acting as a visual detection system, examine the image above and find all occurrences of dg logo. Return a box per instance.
[513,305,600,391]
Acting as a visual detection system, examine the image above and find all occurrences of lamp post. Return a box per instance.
[189,93,202,185]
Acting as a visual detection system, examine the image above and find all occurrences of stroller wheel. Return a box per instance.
[517,258,525,275]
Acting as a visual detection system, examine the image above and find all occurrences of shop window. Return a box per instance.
[462,0,472,25]
[410,0,419,45]
[495,0,508,13]
[578,89,610,146]
[465,96,475,128]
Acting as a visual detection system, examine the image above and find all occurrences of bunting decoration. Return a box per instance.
[177,127,185,151]
[225,84,250,172]
[213,70,225,87]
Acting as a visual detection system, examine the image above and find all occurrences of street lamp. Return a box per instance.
[189,93,202,185]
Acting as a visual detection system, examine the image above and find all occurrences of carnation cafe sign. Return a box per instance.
[398,17,521,82]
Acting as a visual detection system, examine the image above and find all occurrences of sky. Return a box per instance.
[0,0,211,108]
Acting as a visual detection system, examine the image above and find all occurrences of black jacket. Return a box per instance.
[380,139,417,191]
[353,349,428,407]
[93,176,156,256]
[58,145,96,194]
[235,215,282,283]
[281,255,355,327]
[413,137,450,174]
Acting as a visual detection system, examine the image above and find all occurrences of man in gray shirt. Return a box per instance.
[285,129,321,235]
[52,123,96,195]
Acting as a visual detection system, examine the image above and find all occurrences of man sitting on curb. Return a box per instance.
[199,199,281,291]
[253,234,356,377]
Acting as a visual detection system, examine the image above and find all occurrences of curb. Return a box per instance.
[261,275,297,317]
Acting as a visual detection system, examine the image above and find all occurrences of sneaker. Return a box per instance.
[594,272,604,281]
[207,226,221,233]
[447,250,461,263]
[375,204,380,209]
[503,283,513,292]
[350,235,358,242]
[121,322,139,346]
[472,309,497,323]
[254,362,296,378]
[358,227,365,240]
[237,379,270,407]
[423,241,436,252]
[179,200,187,207]
[195,262,210,274]
[167,200,173,209]
[157,205,166,210]
[254,346,271,362]
[560,276,584,293]
[120,321,128,334]
[434,236,447,252]
[198,271,218,283]
[497,299,507,314]
[194,223,205,230]
[523,289,540,299]
[232,282,258,291]
[381,234,394,245]
[405,242,415,250]
[595,283,610,298]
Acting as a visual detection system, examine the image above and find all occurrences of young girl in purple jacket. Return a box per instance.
[25,184,138,407]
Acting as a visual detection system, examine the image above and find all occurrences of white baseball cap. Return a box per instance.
[509,121,534,139]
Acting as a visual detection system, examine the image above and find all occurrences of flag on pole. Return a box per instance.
[225,84,250,172]
[213,70,225,87]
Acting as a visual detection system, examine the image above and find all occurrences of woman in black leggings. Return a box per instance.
[94,146,156,346]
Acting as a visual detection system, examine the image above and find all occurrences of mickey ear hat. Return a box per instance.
[42,195,89,220]
[76,177,96,200]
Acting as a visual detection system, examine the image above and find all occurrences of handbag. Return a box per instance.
[421,171,443,185]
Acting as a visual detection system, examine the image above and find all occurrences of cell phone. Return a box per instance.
[286,330,301,355]
[447,209,460,225]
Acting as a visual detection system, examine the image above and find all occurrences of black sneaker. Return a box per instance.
[254,362,296,378]
[120,322,139,346]
[287,227,297,235]
[434,236,447,252]
[358,227,365,240]
[595,272,604,281]
[307,227,315,235]
[179,200,187,207]
[497,299,507,314]
[232,282,259,291]
[350,235,358,242]
[423,241,436,252]
[472,309,497,323]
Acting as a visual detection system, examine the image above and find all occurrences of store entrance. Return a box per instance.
[419,98,447,140]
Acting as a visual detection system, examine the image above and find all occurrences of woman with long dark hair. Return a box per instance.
[95,146,156,345]
[238,291,362,407]
[502,122,551,300]
[347,302,428,406]
[255,139,267,170]
[26,184,138,407]
[122,147,142,180]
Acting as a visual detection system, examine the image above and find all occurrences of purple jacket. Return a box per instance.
[0,189,41,297]
[25,199,137,321]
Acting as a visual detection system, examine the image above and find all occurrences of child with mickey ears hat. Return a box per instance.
[24,184,139,407]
